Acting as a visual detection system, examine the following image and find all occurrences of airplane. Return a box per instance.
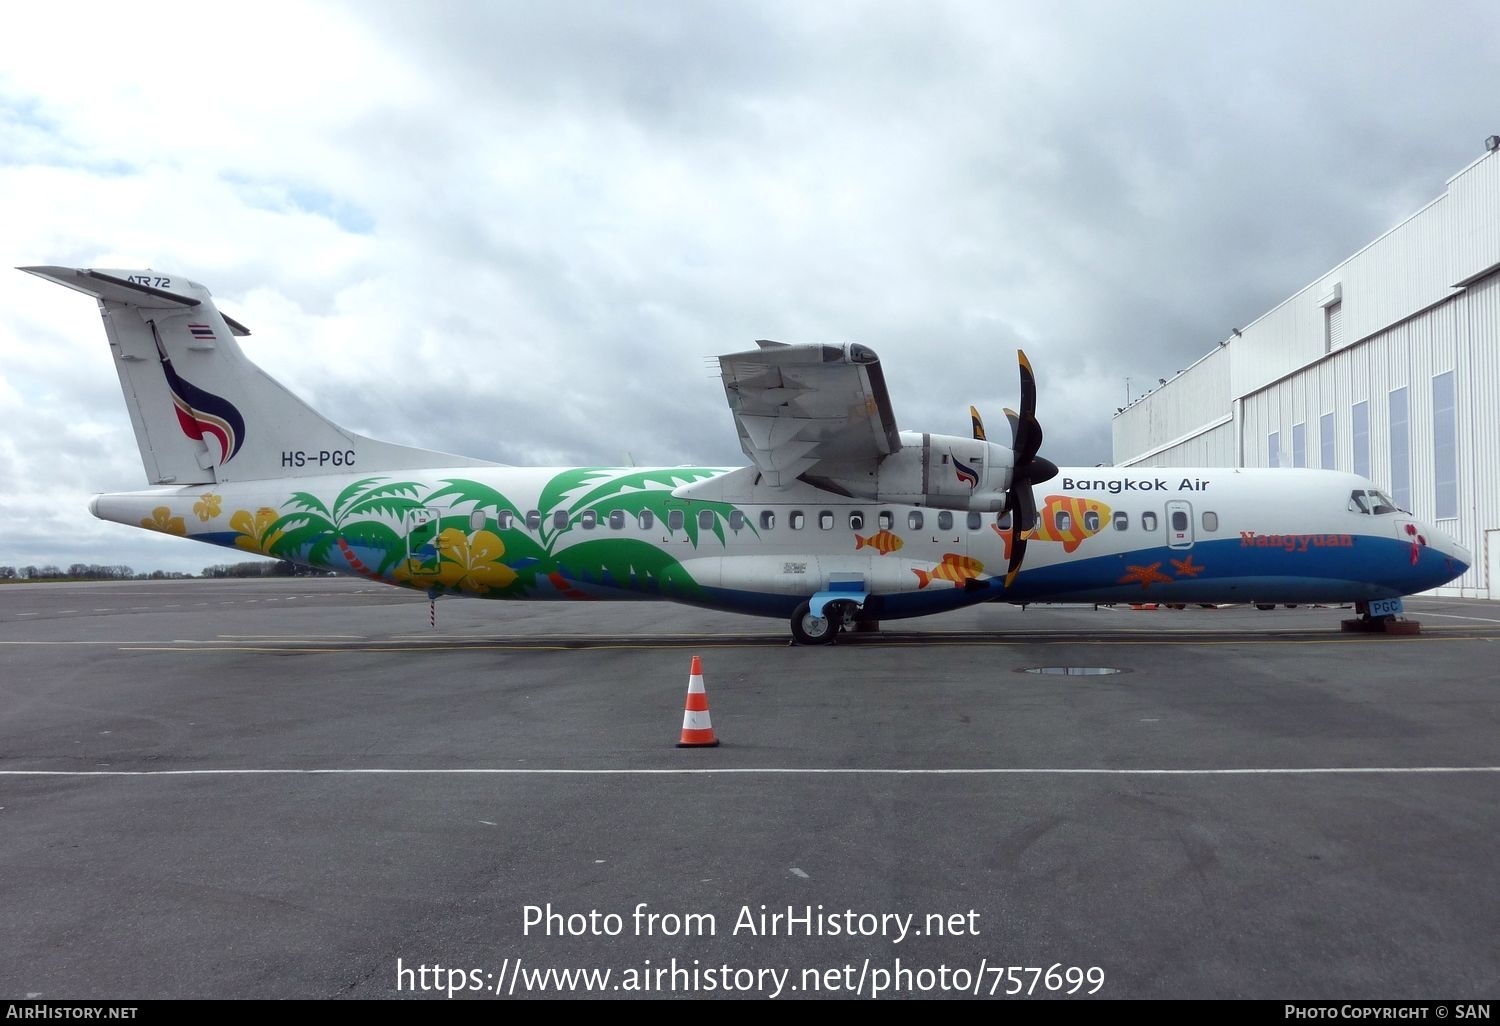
[22,265,1472,644]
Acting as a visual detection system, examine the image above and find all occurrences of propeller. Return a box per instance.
[969,353,1056,586]
[1001,351,1058,587]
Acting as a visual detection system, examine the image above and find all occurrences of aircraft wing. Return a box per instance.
[717,341,901,485]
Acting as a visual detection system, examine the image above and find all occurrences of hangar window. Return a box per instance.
[1352,401,1370,478]
[1202,511,1219,532]
[1389,387,1411,511]
[638,510,654,530]
[909,511,923,530]
[849,511,864,530]
[698,510,715,530]
[552,510,569,531]
[790,511,806,530]
[1141,511,1158,532]
[497,510,514,530]
[878,510,894,530]
[1320,412,1335,470]
[668,510,684,531]
[1083,510,1101,532]
[938,511,954,530]
[526,511,541,531]
[1113,511,1128,531]
[728,510,745,532]
[608,510,626,530]
[819,511,834,530]
[1292,422,1306,468]
[580,510,597,530]
[1268,431,1281,468]
[967,511,982,531]
[1433,371,1458,519]
[1054,509,1072,533]
[760,510,776,530]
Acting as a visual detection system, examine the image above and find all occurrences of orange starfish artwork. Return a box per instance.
[1118,562,1174,590]
[1170,555,1205,577]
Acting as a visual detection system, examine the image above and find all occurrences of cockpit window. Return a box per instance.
[1349,489,1400,515]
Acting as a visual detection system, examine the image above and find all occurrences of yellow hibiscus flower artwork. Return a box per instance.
[231,507,285,555]
[193,493,222,521]
[395,528,517,594]
[140,506,187,536]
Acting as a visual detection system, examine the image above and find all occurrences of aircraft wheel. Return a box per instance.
[1255,603,1275,611]
[790,601,838,645]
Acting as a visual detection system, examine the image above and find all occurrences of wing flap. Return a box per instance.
[718,342,901,485]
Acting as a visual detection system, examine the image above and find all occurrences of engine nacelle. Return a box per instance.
[809,431,1014,512]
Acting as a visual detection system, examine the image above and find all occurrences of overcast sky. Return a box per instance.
[2,1,1497,574]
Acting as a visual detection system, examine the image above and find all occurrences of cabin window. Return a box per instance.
[1201,511,1218,532]
[1368,489,1399,515]
[639,510,654,530]
[909,511,923,530]
[1349,490,1370,514]
[1113,511,1128,531]
[849,511,864,530]
[878,510,894,530]
[497,510,514,530]
[1083,510,1101,532]
[995,512,1010,531]
[698,510,715,530]
[551,510,568,530]
[1142,511,1158,532]
[790,511,806,530]
[728,510,745,532]
[760,510,776,530]
[938,511,954,530]
[1170,510,1188,532]
[608,510,626,530]
[967,511,982,531]
[526,510,541,531]
[1054,510,1072,534]
[580,510,597,530]
[668,509,684,531]
[819,511,834,530]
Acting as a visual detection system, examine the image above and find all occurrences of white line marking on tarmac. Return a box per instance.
[790,867,810,878]
[1419,611,1500,624]
[0,767,1496,778]
[15,612,39,617]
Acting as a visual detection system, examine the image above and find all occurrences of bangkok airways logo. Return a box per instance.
[154,330,245,464]
[953,455,979,489]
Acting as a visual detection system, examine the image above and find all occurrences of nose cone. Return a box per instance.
[1422,522,1471,587]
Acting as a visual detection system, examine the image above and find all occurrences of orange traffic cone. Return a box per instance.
[676,655,720,748]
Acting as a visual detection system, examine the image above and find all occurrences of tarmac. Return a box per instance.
[1,577,1498,1000]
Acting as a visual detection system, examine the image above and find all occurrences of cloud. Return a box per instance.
[1,1,1497,572]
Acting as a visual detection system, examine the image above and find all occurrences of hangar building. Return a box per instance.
[1112,144,1500,599]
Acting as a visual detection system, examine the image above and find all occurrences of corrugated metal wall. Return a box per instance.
[1112,149,1500,597]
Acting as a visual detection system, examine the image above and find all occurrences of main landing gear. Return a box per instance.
[790,600,867,645]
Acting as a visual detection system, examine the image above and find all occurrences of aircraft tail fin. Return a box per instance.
[21,266,500,484]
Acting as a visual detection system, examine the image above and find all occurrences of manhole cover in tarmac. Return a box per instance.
[1019,666,1127,676]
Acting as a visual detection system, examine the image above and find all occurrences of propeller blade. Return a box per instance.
[1013,482,1039,533]
[969,405,986,441]
[1005,529,1027,588]
[1003,407,1020,447]
[1018,349,1037,423]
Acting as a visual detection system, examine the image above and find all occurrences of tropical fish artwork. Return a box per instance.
[855,529,904,555]
[912,553,986,589]
[993,494,1112,556]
